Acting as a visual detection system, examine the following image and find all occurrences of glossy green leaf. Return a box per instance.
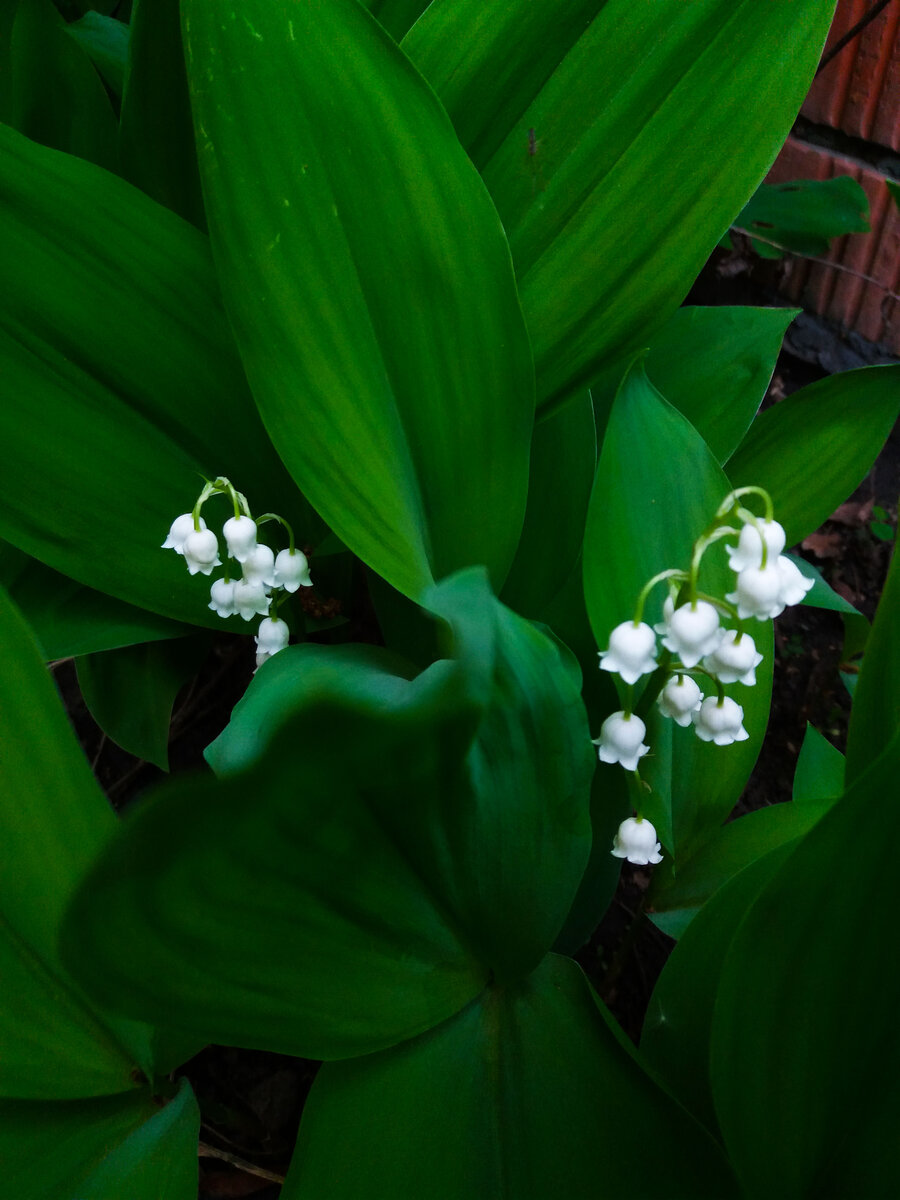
[590,307,796,465]
[405,0,837,410]
[64,570,592,1058]
[0,4,15,121]
[65,11,128,97]
[501,391,596,618]
[710,730,900,1198]
[11,0,117,171]
[0,124,310,629]
[182,0,533,602]
[845,540,900,786]
[287,955,737,1200]
[76,635,211,770]
[0,586,151,1098]
[642,846,794,1138]
[119,0,205,227]
[0,541,187,659]
[361,0,430,41]
[726,365,900,546]
[732,176,869,257]
[1,1081,198,1200]
[793,722,845,803]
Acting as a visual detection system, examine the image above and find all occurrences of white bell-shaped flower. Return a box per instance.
[656,599,722,668]
[254,615,290,667]
[273,547,312,592]
[233,578,271,621]
[703,629,763,686]
[692,696,749,745]
[776,555,814,607]
[241,544,277,587]
[208,578,237,618]
[222,515,258,563]
[611,817,663,866]
[162,512,206,554]
[727,564,784,620]
[726,519,786,572]
[598,620,658,685]
[592,711,650,771]
[657,674,703,726]
[182,528,222,576]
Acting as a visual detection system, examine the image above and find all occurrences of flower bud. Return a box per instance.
[182,528,222,576]
[592,711,650,771]
[242,544,277,587]
[233,578,271,621]
[702,629,763,686]
[255,615,290,666]
[726,519,786,572]
[273,547,312,592]
[692,696,749,746]
[656,599,722,668]
[727,564,784,620]
[611,817,663,866]
[657,674,703,726]
[222,515,258,563]
[598,620,658,685]
[208,577,237,618]
[162,512,206,554]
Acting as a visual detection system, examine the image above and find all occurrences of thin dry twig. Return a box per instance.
[815,0,894,78]
[731,226,900,304]
[198,1142,286,1186]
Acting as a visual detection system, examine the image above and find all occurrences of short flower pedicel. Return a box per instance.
[162,476,315,669]
[593,487,815,866]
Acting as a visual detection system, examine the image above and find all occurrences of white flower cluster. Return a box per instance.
[594,493,813,866]
[162,480,312,670]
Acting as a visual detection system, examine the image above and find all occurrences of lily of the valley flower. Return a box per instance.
[255,615,290,667]
[657,674,703,726]
[727,563,785,620]
[693,696,749,745]
[273,547,313,592]
[222,515,258,563]
[242,544,277,587]
[611,817,663,866]
[657,599,722,668]
[209,578,237,618]
[702,629,763,686]
[598,620,658,685]
[162,513,206,555]
[726,519,786,571]
[776,555,814,606]
[593,711,650,771]
[182,528,222,576]
[233,578,271,621]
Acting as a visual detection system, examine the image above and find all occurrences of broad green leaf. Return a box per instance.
[845,541,900,786]
[583,360,732,649]
[0,124,311,629]
[0,541,186,659]
[0,586,151,1098]
[726,365,900,546]
[501,391,596,619]
[1,1081,198,1200]
[590,307,796,465]
[405,0,837,410]
[0,4,14,120]
[119,0,205,228]
[11,0,117,172]
[792,722,845,803]
[287,955,737,1200]
[710,730,900,1198]
[76,635,211,770]
[63,570,592,1058]
[642,846,794,1138]
[182,0,533,602]
[731,176,869,257]
[65,11,128,97]
[789,553,865,616]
